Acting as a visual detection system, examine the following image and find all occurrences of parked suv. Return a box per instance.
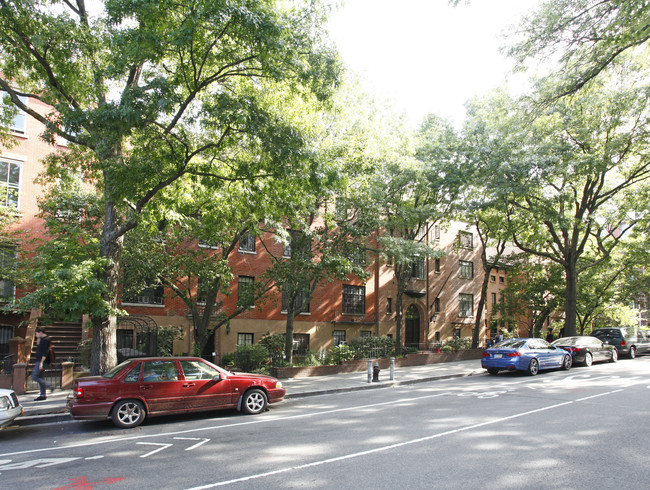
[590,327,650,359]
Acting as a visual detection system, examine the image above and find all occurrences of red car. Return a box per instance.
[69,357,286,428]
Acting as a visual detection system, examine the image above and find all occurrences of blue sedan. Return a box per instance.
[482,338,572,375]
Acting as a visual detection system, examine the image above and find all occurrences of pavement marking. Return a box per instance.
[0,392,451,459]
[174,437,211,451]
[138,442,173,458]
[185,389,624,489]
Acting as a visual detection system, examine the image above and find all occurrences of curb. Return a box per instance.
[13,369,484,426]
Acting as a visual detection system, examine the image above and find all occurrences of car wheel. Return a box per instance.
[528,358,539,376]
[561,355,571,370]
[111,399,145,429]
[610,349,618,363]
[241,389,267,415]
[487,368,499,375]
[584,352,593,367]
[629,346,636,359]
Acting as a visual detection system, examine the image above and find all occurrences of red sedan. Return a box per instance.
[69,357,286,428]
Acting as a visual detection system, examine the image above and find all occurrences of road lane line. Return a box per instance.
[574,389,623,401]
[185,400,578,489]
[0,392,451,458]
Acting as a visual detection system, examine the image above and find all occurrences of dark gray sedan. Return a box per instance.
[552,336,617,366]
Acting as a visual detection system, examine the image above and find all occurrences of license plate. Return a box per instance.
[493,354,502,358]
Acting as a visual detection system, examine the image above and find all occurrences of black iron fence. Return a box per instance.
[26,363,62,391]
[2,354,13,375]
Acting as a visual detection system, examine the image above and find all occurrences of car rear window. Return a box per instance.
[592,330,621,340]
[102,360,134,379]
[496,339,526,349]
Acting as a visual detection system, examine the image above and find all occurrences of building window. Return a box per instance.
[387,297,392,314]
[434,258,440,273]
[453,327,462,339]
[459,293,473,317]
[410,256,425,279]
[197,277,216,305]
[123,278,164,305]
[342,285,365,315]
[0,158,21,208]
[238,232,256,253]
[433,297,440,313]
[281,287,311,314]
[360,330,372,338]
[333,330,347,346]
[0,246,17,302]
[490,275,496,282]
[459,260,474,279]
[293,334,310,355]
[491,292,497,305]
[499,276,505,283]
[434,224,440,240]
[458,231,473,249]
[1,93,27,134]
[415,226,427,242]
[237,275,255,308]
[237,333,254,346]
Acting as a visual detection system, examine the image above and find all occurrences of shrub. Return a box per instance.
[323,344,355,365]
[349,335,395,359]
[443,337,471,351]
[440,345,453,353]
[259,332,286,366]
[233,343,270,372]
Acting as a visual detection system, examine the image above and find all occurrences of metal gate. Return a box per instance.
[116,315,158,363]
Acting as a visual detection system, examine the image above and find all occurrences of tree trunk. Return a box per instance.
[90,200,122,375]
[284,301,296,365]
[473,271,490,348]
[394,266,407,354]
[564,259,578,336]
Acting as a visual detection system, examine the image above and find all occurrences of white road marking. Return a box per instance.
[186,401,580,489]
[138,442,173,458]
[174,437,211,451]
[0,392,451,458]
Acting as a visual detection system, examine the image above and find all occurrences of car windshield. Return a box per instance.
[494,339,526,349]
[102,360,134,379]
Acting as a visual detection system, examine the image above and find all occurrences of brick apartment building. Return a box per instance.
[1,94,509,364]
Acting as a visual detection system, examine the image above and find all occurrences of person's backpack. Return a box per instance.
[47,343,55,365]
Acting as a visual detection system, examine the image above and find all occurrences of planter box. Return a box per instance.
[271,349,483,379]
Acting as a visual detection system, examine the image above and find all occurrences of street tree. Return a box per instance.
[508,0,650,99]
[463,76,650,337]
[0,0,340,373]
[372,115,458,352]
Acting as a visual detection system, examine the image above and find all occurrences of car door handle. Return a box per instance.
[141,385,153,390]
[183,383,196,388]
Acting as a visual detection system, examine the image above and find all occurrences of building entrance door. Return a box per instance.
[405,305,420,347]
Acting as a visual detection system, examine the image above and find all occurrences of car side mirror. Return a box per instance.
[213,373,224,381]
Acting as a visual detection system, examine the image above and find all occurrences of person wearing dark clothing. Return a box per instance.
[32,327,52,401]
[546,331,554,342]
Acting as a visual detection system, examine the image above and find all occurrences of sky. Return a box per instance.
[326,0,541,127]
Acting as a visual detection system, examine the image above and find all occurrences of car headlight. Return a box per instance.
[0,396,10,410]
[275,381,283,389]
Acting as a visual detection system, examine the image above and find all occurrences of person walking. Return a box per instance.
[32,327,53,401]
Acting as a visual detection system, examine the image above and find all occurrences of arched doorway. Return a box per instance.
[116,315,158,363]
[405,305,420,348]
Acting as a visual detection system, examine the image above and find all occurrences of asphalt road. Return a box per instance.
[2,357,650,489]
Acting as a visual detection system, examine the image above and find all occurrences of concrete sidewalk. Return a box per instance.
[13,359,485,426]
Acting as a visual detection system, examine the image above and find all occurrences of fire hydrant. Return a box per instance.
[372,361,380,382]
